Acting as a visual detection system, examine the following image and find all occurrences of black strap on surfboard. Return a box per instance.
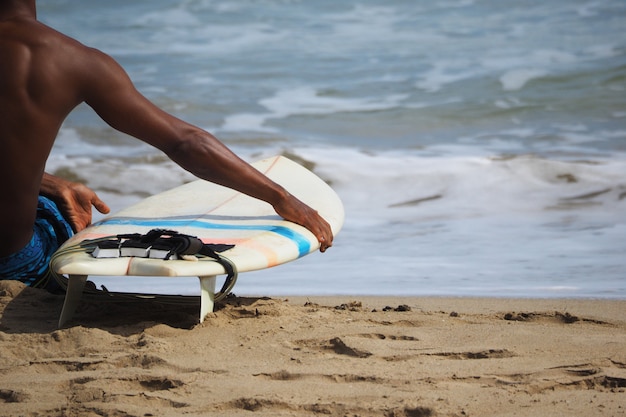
[73,229,238,301]
[114,229,235,260]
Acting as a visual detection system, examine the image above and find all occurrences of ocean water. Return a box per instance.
[41,0,626,298]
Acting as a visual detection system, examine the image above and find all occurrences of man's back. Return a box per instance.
[0,14,87,255]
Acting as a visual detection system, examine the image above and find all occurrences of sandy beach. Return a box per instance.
[0,280,624,417]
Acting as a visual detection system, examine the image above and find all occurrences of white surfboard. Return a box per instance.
[51,155,344,327]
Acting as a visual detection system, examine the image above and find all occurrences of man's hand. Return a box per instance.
[273,193,334,252]
[40,173,110,233]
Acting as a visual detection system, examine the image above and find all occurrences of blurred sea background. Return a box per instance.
[41,0,626,298]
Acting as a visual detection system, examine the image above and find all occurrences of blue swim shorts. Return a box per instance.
[0,196,73,289]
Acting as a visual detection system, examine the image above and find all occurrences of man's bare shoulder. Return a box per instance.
[1,16,123,105]
[0,17,108,68]
[1,17,67,47]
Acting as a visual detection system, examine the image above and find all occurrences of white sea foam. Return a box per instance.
[415,60,482,93]
[500,69,548,91]
[49,134,626,224]
[221,87,408,132]
[416,47,577,94]
[261,88,408,116]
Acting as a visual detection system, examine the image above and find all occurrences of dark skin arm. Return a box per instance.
[80,51,332,250]
[73,49,334,251]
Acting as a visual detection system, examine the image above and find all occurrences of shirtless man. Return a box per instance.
[0,0,333,288]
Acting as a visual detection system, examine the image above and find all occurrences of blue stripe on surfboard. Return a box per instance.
[94,218,312,257]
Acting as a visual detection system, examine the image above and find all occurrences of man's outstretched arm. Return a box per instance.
[78,48,333,251]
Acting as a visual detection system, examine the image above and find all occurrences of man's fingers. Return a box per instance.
[318,232,333,252]
[93,196,111,214]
